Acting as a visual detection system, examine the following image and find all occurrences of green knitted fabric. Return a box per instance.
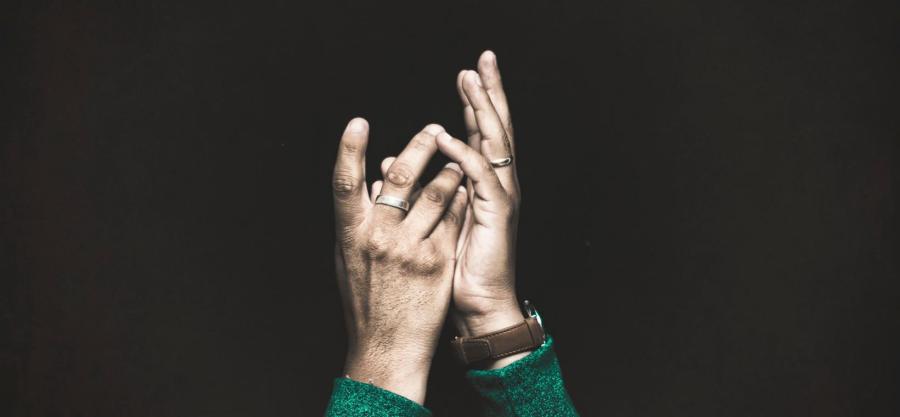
[324,337,576,416]
[324,377,432,417]
[466,337,579,417]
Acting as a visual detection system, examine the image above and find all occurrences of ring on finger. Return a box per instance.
[489,156,514,168]
[375,195,410,212]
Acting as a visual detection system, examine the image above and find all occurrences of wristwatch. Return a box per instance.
[451,300,546,365]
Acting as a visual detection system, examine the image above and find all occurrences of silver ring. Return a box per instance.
[375,195,410,212]
[490,156,514,168]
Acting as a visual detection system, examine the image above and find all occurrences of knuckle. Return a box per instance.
[404,246,444,275]
[332,170,358,197]
[417,258,444,275]
[443,209,461,225]
[340,141,361,156]
[410,134,435,151]
[482,130,503,143]
[363,232,392,259]
[422,186,446,205]
[386,163,414,188]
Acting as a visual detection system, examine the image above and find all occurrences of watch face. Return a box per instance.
[523,300,544,329]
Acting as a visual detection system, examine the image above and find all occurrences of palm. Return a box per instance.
[453,195,517,314]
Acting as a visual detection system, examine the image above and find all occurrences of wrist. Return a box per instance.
[453,299,523,337]
[453,301,539,370]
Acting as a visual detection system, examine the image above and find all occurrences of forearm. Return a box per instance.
[326,326,436,415]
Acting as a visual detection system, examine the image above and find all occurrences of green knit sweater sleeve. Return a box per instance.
[465,336,579,417]
[324,377,432,417]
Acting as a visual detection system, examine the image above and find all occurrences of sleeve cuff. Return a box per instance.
[325,377,432,417]
[465,336,578,417]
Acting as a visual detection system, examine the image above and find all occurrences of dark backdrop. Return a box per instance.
[2,1,898,416]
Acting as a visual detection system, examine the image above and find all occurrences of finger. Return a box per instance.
[404,163,464,238]
[456,70,481,206]
[381,156,422,203]
[435,131,507,204]
[430,185,469,247]
[461,71,518,193]
[477,50,513,139]
[456,70,482,150]
[333,117,370,230]
[455,200,474,255]
[375,124,444,223]
[370,180,383,203]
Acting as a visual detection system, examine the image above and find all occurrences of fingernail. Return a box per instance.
[445,162,462,174]
[346,118,367,133]
[423,124,445,135]
[473,72,483,87]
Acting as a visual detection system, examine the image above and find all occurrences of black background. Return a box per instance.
[2,0,898,416]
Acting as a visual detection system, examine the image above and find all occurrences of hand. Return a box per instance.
[332,119,468,404]
[442,51,528,368]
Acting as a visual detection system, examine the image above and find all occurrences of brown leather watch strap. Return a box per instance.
[451,316,545,365]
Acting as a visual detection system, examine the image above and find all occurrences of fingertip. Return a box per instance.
[445,162,463,175]
[479,50,497,68]
[436,131,452,143]
[464,70,483,88]
[457,69,469,85]
[339,118,368,161]
[423,124,445,136]
[380,156,396,174]
[448,185,468,209]
[345,117,368,133]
